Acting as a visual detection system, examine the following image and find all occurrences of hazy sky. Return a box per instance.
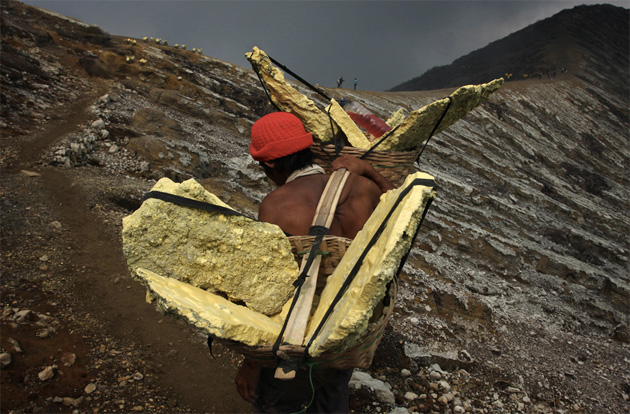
[22,0,630,91]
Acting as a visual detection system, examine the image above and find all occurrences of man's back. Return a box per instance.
[259,172,383,239]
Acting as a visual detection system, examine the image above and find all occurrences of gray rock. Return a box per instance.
[453,405,465,414]
[98,94,111,104]
[15,309,33,323]
[7,338,22,353]
[438,380,451,392]
[38,365,55,381]
[350,371,395,405]
[84,383,97,394]
[0,352,12,368]
[387,408,408,414]
[60,352,76,366]
[429,370,442,380]
[403,391,417,400]
[91,119,105,130]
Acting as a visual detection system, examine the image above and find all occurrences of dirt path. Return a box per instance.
[1,82,250,413]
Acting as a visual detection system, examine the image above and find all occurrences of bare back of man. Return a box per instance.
[259,172,382,239]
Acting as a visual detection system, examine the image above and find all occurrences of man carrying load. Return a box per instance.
[235,112,394,413]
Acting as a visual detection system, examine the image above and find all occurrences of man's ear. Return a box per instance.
[262,161,275,169]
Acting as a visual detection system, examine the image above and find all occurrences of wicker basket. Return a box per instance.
[213,235,398,370]
[289,235,351,293]
[311,143,419,187]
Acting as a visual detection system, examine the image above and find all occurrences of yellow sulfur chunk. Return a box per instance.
[376,78,504,151]
[122,178,299,315]
[326,99,372,149]
[305,172,436,356]
[136,268,282,346]
[246,47,333,143]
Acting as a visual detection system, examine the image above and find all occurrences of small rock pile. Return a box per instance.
[48,93,150,176]
[351,364,539,414]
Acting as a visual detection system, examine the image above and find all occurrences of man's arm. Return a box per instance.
[331,155,395,193]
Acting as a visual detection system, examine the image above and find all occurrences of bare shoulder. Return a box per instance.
[342,173,383,202]
[258,186,289,222]
[258,177,325,235]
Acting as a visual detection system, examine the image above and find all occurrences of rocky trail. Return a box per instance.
[1,77,252,412]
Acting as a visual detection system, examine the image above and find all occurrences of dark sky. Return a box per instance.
[22,0,630,91]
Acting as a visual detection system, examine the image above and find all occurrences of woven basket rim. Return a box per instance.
[312,143,419,158]
[214,278,398,368]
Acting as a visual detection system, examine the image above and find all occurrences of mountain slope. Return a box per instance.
[390,4,629,92]
[1,1,629,413]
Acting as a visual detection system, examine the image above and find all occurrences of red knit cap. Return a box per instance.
[250,112,313,161]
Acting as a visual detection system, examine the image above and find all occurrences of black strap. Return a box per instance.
[360,123,401,159]
[267,54,332,102]
[326,104,346,156]
[392,197,434,279]
[143,191,254,220]
[254,70,282,112]
[302,177,435,359]
[292,226,329,288]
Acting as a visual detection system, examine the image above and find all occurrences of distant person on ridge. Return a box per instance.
[235,112,394,413]
[337,76,344,88]
[353,78,358,90]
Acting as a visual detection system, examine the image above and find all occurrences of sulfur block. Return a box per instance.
[136,268,282,346]
[305,172,436,356]
[376,78,504,151]
[246,47,333,143]
[326,99,372,149]
[122,177,299,315]
[386,108,407,129]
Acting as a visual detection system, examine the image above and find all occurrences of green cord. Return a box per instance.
[290,362,316,414]
[296,250,331,256]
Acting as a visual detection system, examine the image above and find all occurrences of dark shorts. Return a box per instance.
[253,366,353,413]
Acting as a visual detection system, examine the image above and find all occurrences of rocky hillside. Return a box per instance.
[1,1,628,413]
[390,4,629,92]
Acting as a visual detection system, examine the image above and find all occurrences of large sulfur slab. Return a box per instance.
[376,78,504,152]
[246,47,333,143]
[136,268,282,346]
[326,99,372,148]
[305,172,436,356]
[386,108,407,130]
[122,178,299,315]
